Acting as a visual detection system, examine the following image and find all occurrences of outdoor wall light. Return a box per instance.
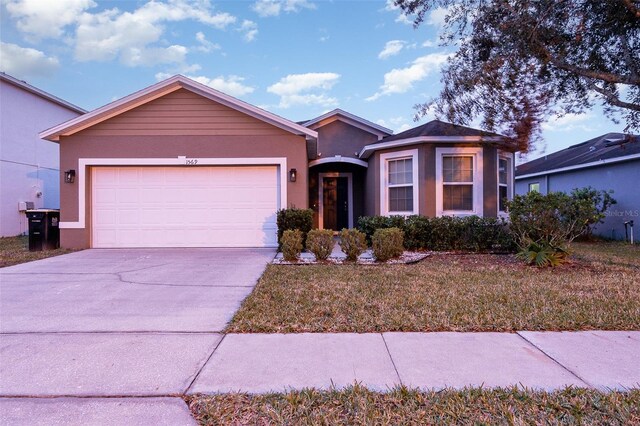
[64,169,76,183]
[289,168,297,182]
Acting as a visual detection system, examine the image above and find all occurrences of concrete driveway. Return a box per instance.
[1,248,274,332]
[0,248,274,423]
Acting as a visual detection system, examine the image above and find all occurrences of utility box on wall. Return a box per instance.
[25,209,60,251]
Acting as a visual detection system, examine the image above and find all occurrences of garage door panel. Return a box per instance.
[92,166,279,248]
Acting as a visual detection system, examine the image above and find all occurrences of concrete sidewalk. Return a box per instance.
[189,330,640,394]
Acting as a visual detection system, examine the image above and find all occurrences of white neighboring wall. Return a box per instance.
[0,75,84,237]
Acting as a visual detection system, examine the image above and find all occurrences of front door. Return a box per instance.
[323,177,349,231]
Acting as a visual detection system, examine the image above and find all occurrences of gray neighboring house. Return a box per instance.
[515,133,640,241]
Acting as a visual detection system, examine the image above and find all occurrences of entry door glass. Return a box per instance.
[323,177,349,231]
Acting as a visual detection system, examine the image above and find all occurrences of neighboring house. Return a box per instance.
[515,133,640,241]
[0,72,85,237]
[40,75,518,249]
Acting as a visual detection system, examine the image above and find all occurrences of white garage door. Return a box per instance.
[92,166,280,248]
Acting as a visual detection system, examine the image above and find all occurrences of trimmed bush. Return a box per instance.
[277,208,313,248]
[339,228,367,261]
[306,229,334,261]
[372,227,404,261]
[281,229,303,262]
[358,215,514,252]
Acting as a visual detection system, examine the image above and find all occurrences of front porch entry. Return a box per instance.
[319,172,353,231]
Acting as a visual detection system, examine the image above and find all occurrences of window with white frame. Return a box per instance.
[435,147,483,216]
[528,182,540,193]
[442,155,474,211]
[498,155,512,212]
[380,149,419,215]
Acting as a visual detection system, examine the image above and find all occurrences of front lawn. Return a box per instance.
[187,385,640,425]
[227,241,640,333]
[0,236,75,268]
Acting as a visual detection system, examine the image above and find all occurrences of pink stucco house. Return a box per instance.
[40,75,517,248]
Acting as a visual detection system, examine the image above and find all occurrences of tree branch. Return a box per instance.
[588,81,640,112]
[549,58,640,85]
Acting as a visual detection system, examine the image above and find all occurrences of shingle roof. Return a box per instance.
[377,119,503,143]
[515,133,640,177]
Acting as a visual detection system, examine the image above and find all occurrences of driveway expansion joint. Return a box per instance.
[515,331,593,388]
[380,333,403,387]
[184,334,228,395]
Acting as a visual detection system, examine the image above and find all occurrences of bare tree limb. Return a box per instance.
[588,81,640,112]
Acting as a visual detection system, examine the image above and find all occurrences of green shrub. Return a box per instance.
[280,229,303,262]
[306,229,334,261]
[339,228,367,261]
[357,215,515,252]
[403,216,432,250]
[372,227,404,261]
[357,215,405,244]
[569,187,616,238]
[277,208,313,248]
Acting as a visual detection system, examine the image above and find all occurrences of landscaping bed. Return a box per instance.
[227,242,640,333]
[0,236,75,268]
[187,385,640,425]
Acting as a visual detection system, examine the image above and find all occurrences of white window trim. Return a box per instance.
[435,147,483,217]
[318,172,354,230]
[379,149,419,216]
[60,157,287,229]
[528,182,541,193]
[497,150,514,218]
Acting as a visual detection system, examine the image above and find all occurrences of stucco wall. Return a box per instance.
[315,119,380,158]
[58,90,308,248]
[516,160,640,240]
[0,79,81,236]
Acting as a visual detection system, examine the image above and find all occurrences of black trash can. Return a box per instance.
[26,209,60,251]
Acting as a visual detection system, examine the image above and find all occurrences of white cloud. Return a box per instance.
[376,116,414,133]
[367,53,450,101]
[0,42,59,78]
[4,0,95,39]
[378,40,405,59]
[267,72,340,108]
[195,31,220,52]
[155,72,255,97]
[384,0,413,26]
[252,0,316,17]
[542,113,594,132]
[238,20,258,42]
[73,1,236,66]
[427,7,449,27]
[422,39,437,48]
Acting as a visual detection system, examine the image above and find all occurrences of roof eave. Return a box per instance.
[515,152,640,179]
[358,136,508,159]
[1,72,86,115]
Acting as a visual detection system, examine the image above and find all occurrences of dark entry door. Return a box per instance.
[323,177,349,231]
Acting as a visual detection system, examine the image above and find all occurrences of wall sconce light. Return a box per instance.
[64,169,76,183]
[289,168,297,182]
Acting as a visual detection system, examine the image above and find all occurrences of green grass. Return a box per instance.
[187,385,640,425]
[0,235,75,268]
[227,241,640,333]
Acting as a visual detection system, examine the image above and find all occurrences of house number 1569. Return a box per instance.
[185,159,198,165]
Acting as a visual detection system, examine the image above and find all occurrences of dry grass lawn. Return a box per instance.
[227,241,640,332]
[0,236,75,268]
[188,385,640,425]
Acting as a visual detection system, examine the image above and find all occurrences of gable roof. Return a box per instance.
[515,133,640,179]
[40,74,317,142]
[302,109,393,137]
[359,119,509,158]
[0,72,86,114]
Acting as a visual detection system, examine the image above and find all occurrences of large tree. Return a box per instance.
[395,0,640,152]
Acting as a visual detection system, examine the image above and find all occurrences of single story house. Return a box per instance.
[516,133,640,241]
[0,72,85,237]
[40,75,517,249]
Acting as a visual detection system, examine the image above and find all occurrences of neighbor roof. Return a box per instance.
[358,120,509,158]
[0,72,86,114]
[40,75,317,141]
[516,133,640,179]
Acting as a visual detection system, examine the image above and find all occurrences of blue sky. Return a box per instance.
[0,0,625,160]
